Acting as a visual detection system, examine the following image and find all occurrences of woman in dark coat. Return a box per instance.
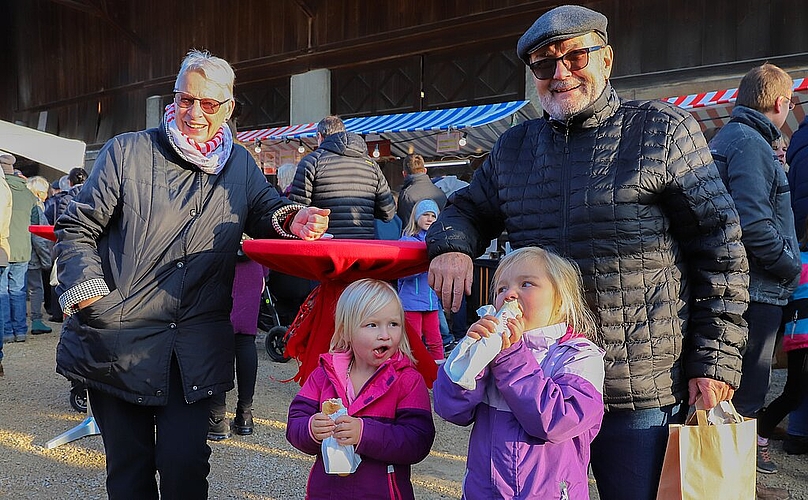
[54,49,329,499]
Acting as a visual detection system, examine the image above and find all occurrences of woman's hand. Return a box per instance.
[77,296,103,310]
[290,207,331,241]
[333,415,362,446]
[310,412,336,441]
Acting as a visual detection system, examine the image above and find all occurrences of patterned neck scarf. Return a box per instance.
[163,102,233,175]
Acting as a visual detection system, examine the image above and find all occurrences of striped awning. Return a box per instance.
[663,77,808,137]
[236,101,537,157]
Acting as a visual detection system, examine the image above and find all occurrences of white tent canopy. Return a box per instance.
[0,120,86,174]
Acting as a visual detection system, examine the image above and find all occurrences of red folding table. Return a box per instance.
[242,238,438,386]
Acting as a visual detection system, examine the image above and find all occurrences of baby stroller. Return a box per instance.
[259,270,310,363]
[259,285,291,363]
[69,380,88,413]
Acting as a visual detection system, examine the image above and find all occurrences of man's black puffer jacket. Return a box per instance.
[426,85,749,411]
[289,131,395,238]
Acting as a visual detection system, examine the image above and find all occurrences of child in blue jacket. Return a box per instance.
[398,199,443,361]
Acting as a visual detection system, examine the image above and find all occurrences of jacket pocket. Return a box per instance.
[77,289,123,328]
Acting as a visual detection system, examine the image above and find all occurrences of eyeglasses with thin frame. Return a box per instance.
[782,96,796,111]
[173,91,230,114]
[528,45,605,80]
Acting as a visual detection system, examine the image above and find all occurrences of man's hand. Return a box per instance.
[428,252,473,312]
[688,377,735,410]
[290,207,331,241]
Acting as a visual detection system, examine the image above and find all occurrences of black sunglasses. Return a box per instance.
[528,46,604,80]
[173,91,230,114]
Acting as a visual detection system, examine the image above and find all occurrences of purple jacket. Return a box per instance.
[434,324,605,499]
[230,258,265,335]
[287,351,435,499]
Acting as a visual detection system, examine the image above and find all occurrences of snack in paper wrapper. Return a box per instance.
[322,398,345,416]
[320,397,362,475]
[444,299,522,390]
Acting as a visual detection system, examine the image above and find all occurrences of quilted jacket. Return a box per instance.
[54,126,293,405]
[426,85,749,411]
[289,132,396,239]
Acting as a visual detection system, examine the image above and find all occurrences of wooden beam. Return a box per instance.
[234,1,557,84]
[292,0,318,19]
[47,0,149,52]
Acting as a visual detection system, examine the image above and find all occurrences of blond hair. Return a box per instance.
[403,204,421,236]
[330,279,415,362]
[26,176,50,205]
[736,63,793,113]
[492,247,600,341]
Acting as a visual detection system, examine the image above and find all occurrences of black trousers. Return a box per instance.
[733,301,783,417]
[89,356,212,500]
[210,333,257,418]
[758,348,808,438]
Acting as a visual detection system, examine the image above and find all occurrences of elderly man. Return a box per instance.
[288,115,396,239]
[426,5,749,499]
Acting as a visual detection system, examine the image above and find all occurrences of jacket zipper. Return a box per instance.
[561,122,572,254]
[387,464,402,499]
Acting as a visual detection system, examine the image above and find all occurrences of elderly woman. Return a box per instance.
[54,49,329,499]
[25,175,52,335]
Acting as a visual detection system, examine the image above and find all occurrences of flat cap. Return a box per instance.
[0,152,16,175]
[517,5,608,63]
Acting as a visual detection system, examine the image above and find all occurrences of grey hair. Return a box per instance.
[176,49,235,99]
[276,163,297,192]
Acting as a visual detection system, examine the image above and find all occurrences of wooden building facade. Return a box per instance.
[1,0,807,153]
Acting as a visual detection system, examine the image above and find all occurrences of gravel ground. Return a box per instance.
[1,320,806,499]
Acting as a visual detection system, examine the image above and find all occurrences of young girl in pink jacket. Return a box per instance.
[286,278,435,499]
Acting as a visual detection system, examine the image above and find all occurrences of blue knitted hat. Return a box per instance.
[415,199,440,220]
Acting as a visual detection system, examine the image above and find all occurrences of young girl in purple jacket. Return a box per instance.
[398,199,443,361]
[434,247,605,499]
[286,278,435,499]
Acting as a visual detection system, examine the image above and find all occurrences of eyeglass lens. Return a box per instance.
[174,93,225,114]
[530,47,598,80]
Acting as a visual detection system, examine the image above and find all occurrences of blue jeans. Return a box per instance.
[788,394,808,437]
[1,262,29,336]
[590,403,687,500]
[438,309,452,345]
[0,266,5,361]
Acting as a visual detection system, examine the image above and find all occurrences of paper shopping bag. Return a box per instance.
[657,401,756,500]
